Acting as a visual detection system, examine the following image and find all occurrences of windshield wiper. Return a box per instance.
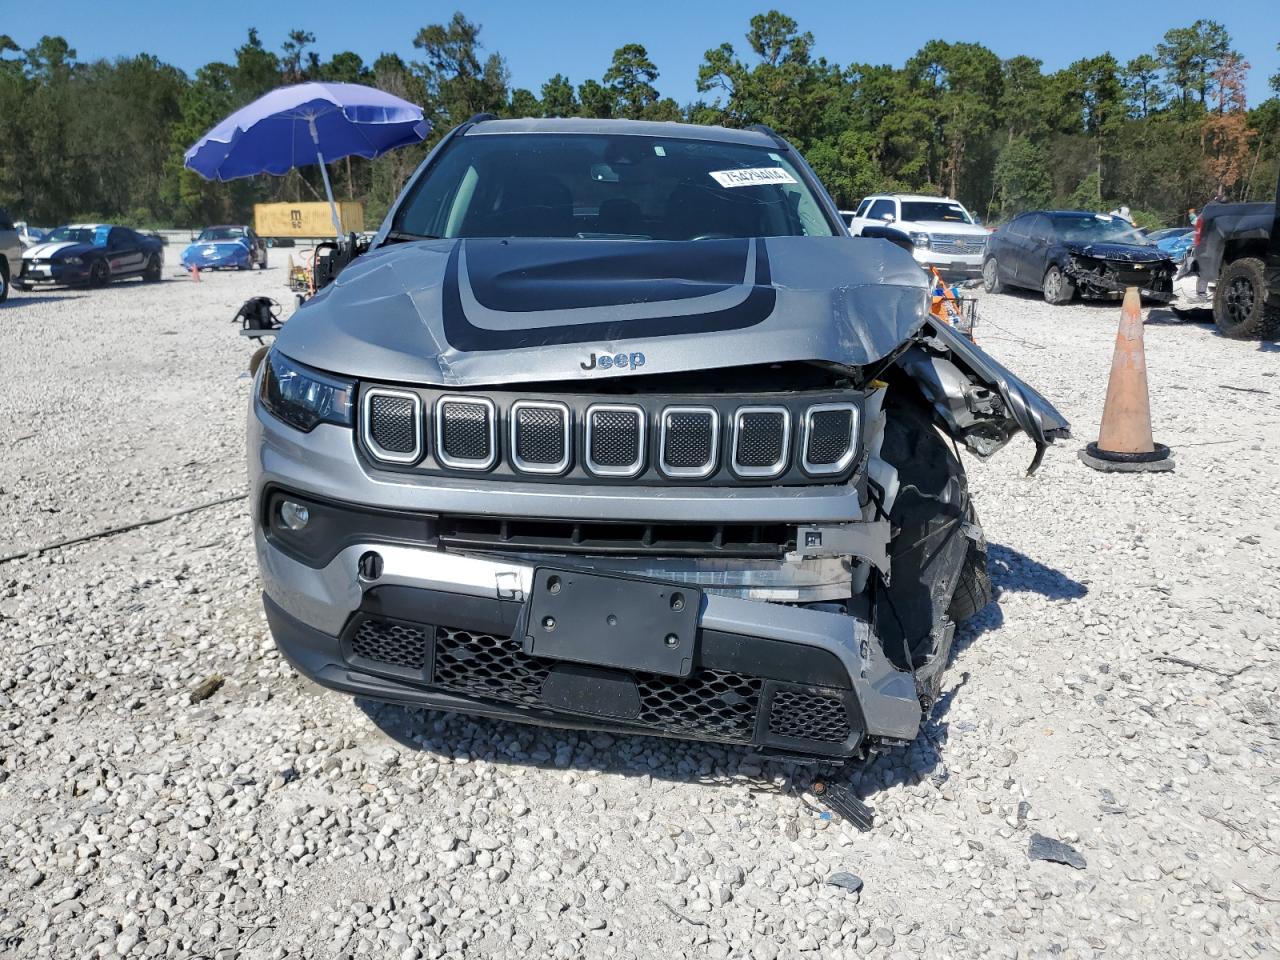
[382,230,442,244]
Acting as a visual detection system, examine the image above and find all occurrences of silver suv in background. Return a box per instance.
[0,208,19,303]
[847,194,988,280]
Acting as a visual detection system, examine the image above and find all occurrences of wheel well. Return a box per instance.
[1224,239,1268,265]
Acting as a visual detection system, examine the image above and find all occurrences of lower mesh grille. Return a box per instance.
[432,626,762,743]
[767,688,850,742]
[350,619,428,670]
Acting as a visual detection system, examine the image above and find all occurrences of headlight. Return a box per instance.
[910,231,930,249]
[63,256,83,265]
[259,349,354,432]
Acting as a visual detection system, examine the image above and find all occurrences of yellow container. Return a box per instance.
[253,201,365,239]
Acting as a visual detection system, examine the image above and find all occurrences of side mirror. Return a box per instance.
[881,212,895,223]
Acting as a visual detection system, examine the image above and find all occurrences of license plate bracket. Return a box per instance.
[523,567,700,677]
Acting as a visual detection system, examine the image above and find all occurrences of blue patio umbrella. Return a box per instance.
[184,82,430,235]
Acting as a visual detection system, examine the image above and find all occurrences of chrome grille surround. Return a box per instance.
[509,400,571,475]
[801,402,859,476]
[436,395,497,470]
[585,404,645,478]
[659,406,719,479]
[360,388,423,464]
[731,406,790,479]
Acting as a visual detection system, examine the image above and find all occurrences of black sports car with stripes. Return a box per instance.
[249,117,1069,764]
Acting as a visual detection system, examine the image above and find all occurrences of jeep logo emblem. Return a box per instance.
[581,351,646,372]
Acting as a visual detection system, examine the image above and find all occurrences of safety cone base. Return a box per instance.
[1078,441,1174,473]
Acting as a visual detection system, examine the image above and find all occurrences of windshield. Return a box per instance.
[46,226,100,244]
[198,227,246,241]
[1050,215,1147,244]
[900,200,971,224]
[392,133,838,241]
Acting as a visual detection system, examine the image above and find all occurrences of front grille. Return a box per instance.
[931,233,986,254]
[803,405,857,474]
[358,387,863,486]
[587,405,644,476]
[438,397,495,469]
[660,408,717,477]
[432,626,763,744]
[768,688,850,742]
[350,619,428,670]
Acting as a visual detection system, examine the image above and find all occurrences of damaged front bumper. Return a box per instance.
[1065,255,1175,301]
[258,528,922,759]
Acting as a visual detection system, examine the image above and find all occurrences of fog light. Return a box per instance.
[279,500,310,530]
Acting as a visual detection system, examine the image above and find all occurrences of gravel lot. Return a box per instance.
[1,266,1278,960]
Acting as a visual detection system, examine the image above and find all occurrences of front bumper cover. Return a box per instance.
[258,529,923,758]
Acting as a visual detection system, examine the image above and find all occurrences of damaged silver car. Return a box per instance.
[250,117,1069,762]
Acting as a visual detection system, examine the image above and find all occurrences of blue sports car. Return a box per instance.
[1147,227,1194,262]
[16,223,164,288]
[181,225,268,271]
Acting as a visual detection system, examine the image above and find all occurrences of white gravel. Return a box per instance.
[1,268,1278,960]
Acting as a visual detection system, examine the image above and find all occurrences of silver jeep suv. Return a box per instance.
[250,118,1068,762]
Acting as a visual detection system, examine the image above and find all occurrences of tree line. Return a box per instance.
[1,12,1277,231]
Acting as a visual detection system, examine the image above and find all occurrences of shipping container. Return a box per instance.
[253,202,365,239]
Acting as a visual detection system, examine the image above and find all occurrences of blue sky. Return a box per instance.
[4,0,1278,107]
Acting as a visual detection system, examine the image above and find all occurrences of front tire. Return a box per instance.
[1043,265,1074,305]
[1214,257,1278,339]
[981,257,1003,294]
[88,259,110,288]
[878,398,987,673]
[0,262,9,303]
[143,254,161,282]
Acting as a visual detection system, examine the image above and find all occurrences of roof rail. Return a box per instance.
[464,113,499,126]
[747,124,789,149]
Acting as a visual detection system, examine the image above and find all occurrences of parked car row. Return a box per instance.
[0,215,275,301]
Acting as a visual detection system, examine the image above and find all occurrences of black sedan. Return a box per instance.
[15,223,164,289]
[982,211,1175,304]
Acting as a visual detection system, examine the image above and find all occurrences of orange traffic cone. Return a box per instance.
[1079,286,1173,472]
[189,264,200,283]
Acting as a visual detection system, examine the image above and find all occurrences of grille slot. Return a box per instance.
[802,404,858,475]
[437,396,496,470]
[362,389,422,463]
[732,407,789,478]
[660,407,718,478]
[585,405,644,477]
[510,401,569,474]
[431,626,762,744]
[350,619,428,670]
[767,687,851,743]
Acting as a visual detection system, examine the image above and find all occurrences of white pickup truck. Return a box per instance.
[847,194,988,280]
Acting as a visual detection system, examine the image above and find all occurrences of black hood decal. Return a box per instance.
[442,238,775,351]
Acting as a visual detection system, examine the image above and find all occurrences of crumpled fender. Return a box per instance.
[897,318,1071,470]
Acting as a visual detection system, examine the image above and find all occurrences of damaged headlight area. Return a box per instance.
[259,349,355,432]
[1065,254,1174,299]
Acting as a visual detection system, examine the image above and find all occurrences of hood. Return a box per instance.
[915,221,988,236]
[1062,240,1169,263]
[22,241,93,260]
[277,237,931,386]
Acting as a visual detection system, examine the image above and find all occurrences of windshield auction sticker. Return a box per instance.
[709,167,798,188]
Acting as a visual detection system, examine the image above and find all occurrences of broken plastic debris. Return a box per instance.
[826,872,864,894]
[1028,833,1087,870]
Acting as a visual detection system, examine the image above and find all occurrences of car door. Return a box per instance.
[993,214,1029,286]
[107,228,144,276]
[1017,215,1054,288]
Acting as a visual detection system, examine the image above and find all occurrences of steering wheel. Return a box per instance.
[688,232,735,241]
